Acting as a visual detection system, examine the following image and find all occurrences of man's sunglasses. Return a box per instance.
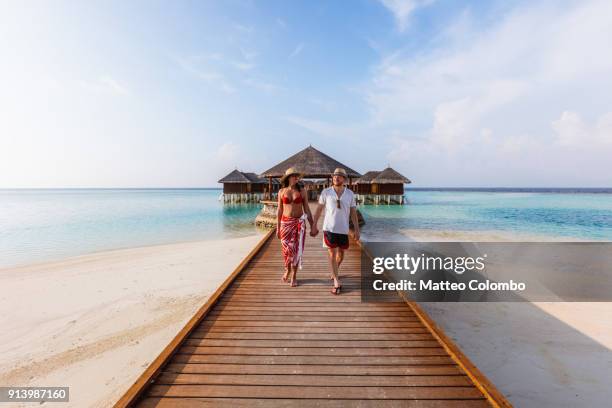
[337,199,341,209]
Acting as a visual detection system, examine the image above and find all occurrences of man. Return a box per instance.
[312,168,360,295]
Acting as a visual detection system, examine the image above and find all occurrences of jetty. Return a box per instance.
[115,227,511,406]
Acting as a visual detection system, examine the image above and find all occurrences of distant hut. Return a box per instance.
[260,145,361,198]
[355,167,411,204]
[218,169,279,203]
[256,145,363,227]
[354,171,380,194]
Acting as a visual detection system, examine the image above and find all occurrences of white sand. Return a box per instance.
[401,229,612,407]
[400,228,589,242]
[0,234,265,407]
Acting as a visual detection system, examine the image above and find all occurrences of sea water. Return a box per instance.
[0,189,261,268]
[1,188,611,268]
[359,188,612,241]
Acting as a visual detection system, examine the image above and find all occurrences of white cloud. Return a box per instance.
[243,77,282,93]
[366,0,612,178]
[80,76,129,95]
[552,111,612,147]
[378,0,434,32]
[232,61,255,71]
[232,23,253,35]
[176,55,236,94]
[239,47,258,61]
[289,43,304,59]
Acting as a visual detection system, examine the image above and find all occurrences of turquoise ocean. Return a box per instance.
[1,188,611,268]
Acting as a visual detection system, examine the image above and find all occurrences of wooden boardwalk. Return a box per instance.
[116,230,510,407]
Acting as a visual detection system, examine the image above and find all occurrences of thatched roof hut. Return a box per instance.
[218,169,279,195]
[218,170,278,184]
[371,167,411,184]
[354,171,381,184]
[354,167,410,195]
[260,146,361,179]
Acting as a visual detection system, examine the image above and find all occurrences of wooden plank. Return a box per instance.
[200,321,425,328]
[163,363,464,376]
[183,339,440,347]
[205,315,419,322]
[208,309,416,316]
[188,332,435,341]
[138,397,492,408]
[145,384,484,399]
[170,355,457,365]
[154,373,473,386]
[177,346,448,356]
[192,326,431,334]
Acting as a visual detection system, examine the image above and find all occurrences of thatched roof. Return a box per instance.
[218,169,250,183]
[371,167,411,184]
[218,170,276,184]
[354,171,381,184]
[260,146,361,179]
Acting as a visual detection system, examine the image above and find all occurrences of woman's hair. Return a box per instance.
[283,175,302,188]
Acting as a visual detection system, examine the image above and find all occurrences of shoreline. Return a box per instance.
[0,229,263,271]
[399,227,595,242]
[0,233,264,407]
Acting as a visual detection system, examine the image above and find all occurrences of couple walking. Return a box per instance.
[276,167,360,295]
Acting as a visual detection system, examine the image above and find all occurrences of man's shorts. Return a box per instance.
[323,230,349,250]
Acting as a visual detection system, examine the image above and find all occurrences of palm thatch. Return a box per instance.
[218,169,251,183]
[260,146,361,179]
[219,170,275,184]
[354,171,381,184]
[244,172,278,184]
[371,167,411,184]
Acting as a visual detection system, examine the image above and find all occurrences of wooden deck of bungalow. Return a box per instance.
[115,228,511,407]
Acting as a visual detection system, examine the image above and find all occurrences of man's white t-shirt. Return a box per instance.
[318,186,356,235]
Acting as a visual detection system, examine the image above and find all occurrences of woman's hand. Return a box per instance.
[276,227,281,239]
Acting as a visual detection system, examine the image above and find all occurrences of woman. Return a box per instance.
[277,167,314,287]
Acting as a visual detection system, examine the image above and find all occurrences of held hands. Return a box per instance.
[310,225,319,237]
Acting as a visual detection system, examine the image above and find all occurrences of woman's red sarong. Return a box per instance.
[280,214,307,269]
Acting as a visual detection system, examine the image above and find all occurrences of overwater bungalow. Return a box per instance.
[256,145,362,227]
[354,166,411,204]
[260,145,361,196]
[218,169,279,203]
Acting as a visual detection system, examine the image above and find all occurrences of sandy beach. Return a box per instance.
[400,229,612,407]
[0,234,265,407]
[400,227,589,242]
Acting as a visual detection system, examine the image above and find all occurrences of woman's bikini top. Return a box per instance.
[282,194,303,204]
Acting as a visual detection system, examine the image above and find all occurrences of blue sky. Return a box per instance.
[1,0,611,187]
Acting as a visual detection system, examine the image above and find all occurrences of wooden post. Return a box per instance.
[268,177,272,200]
